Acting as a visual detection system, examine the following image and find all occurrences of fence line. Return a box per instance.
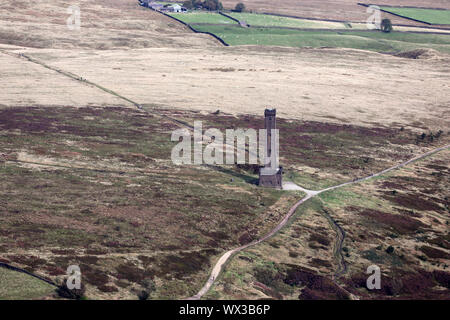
[357,3,433,26]
[145,7,230,46]
[0,262,58,287]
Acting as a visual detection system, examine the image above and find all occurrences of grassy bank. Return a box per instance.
[192,25,450,53]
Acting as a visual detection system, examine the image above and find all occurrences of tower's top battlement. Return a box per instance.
[264,109,276,117]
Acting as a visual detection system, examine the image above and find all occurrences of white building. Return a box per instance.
[172,4,182,12]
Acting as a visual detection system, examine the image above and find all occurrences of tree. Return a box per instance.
[183,0,203,9]
[138,290,149,300]
[235,2,245,12]
[381,19,393,33]
[385,246,395,254]
[202,0,223,11]
[183,0,193,9]
[56,278,86,300]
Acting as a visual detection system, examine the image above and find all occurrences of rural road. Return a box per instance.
[188,144,450,300]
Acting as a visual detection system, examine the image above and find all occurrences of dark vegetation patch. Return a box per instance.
[415,130,445,145]
[350,206,426,235]
[395,208,423,218]
[115,280,130,289]
[0,156,281,256]
[398,270,437,295]
[379,176,445,193]
[379,181,410,191]
[420,246,449,260]
[308,233,330,246]
[115,263,152,284]
[361,248,385,264]
[77,255,100,265]
[56,279,86,300]
[138,255,157,267]
[252,263,291,297]
[85,248,108,255]
[382,193,444,213]
[51,249,77,255]
[345,269,450,299]
[310,258,332,268]
[433,270,450,288]
[238,230,257,245]
[0,106,178,161]
[44,264,66,276]
[253,281,283,300]
[69,263,109,289]
[97,285,119,293]
[283,265,349,300]
[426,164,449,173]
[427,234,450,250]
[238,255,253,262]
[235,164,260,175]
[7,255,47,271]
[205,230,230,242]
[155,250,219,280]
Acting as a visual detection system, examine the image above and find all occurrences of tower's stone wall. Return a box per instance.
[259,109,282,189]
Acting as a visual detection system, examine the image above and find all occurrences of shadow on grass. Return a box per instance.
[205,165,259,185]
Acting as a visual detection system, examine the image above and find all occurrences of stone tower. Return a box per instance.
[259,109,282,189]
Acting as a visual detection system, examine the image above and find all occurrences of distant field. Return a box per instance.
[380,7,450,25]
[170,12,236,24]
[0,268,55,300]
[192,25,450,53]
[221,0,450,26]
[227,12,349,29]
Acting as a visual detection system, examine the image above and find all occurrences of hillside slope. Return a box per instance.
[0,0,218,49]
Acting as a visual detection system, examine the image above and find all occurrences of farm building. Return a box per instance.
[172,4,182,13]
[139,1,186,12]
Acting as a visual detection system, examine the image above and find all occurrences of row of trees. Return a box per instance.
[182,0,246,12]
[234,2,245,12]
[182,0,223,11]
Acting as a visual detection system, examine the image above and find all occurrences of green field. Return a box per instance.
[380,7,450,25]
[170,12,236,24]
[0,268,55,300]
[227,12,349,29]
[192,25,450,53]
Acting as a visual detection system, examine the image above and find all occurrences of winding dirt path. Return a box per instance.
[188,143,450,300]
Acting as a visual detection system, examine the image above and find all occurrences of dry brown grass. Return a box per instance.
[0,0,218,50]
[0,52,130,108]
[13,45,449,131]
[1,1,448,130]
